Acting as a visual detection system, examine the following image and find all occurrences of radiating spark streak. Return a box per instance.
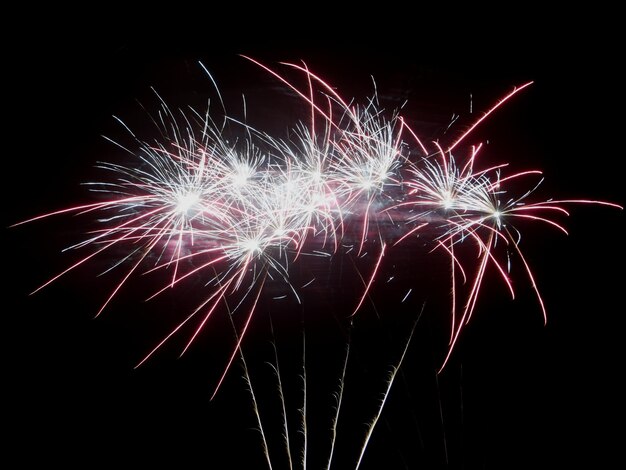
[485,170,543,189]
[459,143,482,176]
[400,116,429,156]
[94,243,155,317]
[357,199,372,255]
[142,247,228,279]
[448,81,534,152]
[211,274,267,400]
[240,56,336,131]
[465,233,498,322]
[435,240,467,285]
[135,278,235,368]
[351,243,387,317]
[354,309,419,470]
[439,232,494,373]
[169,230,185,287]
[179,274,245,357]
[9,197,148,227]
[30,239,118,295]
[301,60,317,141]
[232,254,256,291]
[433,141,449,176]
[506,213,569,234]
[392,222,429,247]
[280,61,361,128]
[536,199,623,209]
[509,204,571,216]
[506,227,548,325]
[96,246,141,277]
[444,113,460,133]
[439,218,508,256]
[442,218,516,300]
[198,61,226,118]
[462,162,509,180]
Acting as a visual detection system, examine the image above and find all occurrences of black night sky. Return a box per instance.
[5,9,624,469]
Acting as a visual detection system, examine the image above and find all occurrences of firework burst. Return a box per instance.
[12,57,622,398]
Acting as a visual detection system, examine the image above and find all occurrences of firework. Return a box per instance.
[235,312,419,470]
[12,57,622,395]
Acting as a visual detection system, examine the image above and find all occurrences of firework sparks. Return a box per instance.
[12,57,622,393]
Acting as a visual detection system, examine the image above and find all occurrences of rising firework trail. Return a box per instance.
[234,306,420,469]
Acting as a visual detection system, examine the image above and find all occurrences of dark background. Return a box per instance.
[4,8,624,468]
